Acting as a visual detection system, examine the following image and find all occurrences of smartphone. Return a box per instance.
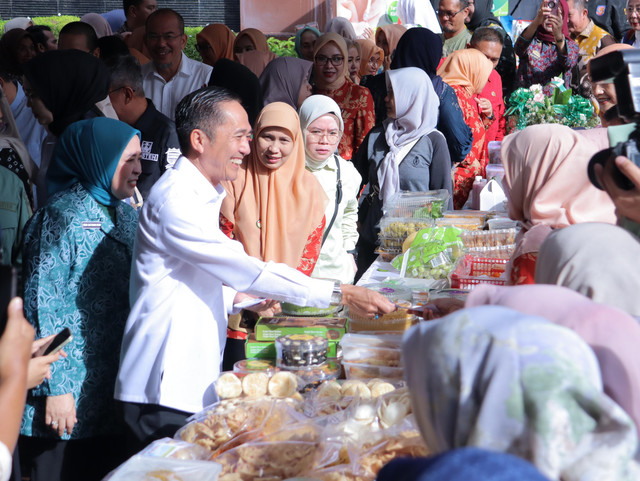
[0,266,18,337]
[37,328,73,356]
[546,0,559,16]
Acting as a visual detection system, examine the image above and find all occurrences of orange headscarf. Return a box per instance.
[234,28,270,52]
[375,24,406,69]
[437,48,493,96]
[313,33,351,90]
[356,39,384,77]
[220,102,329,268]
[196,24,236,61]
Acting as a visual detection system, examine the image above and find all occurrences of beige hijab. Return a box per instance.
[221,102,328,268]
[437,48,493,96]
[357,38,384,77]
[313,33,351,90]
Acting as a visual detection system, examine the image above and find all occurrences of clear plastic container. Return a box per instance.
[276,334,328,368]
[342,360,404,380]
[366,284,413,302]
[435,217,484,230]
[488,141,502,164]
[487,217,519,230]
[485,163,505,182]
[348,311,418,332]
[233,359,277,374]
[339,332,403,350]
[279,359,340,385]
[378,217,434,238]
[459,228,517,248]
[342,345,403,367]
[384,190,450,218]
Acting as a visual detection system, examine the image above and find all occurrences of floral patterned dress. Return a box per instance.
[451,85,488,209]
[21,183,138,440]
[315,81,376,160]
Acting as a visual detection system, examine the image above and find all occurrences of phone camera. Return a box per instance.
[547,1,556,7]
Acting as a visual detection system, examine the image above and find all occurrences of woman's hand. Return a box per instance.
[45,393,77,437]
[340,284,396,318]
[548,13,565,44]
[475,97,493,118]
[533,2,551,27]
[233,292,281,317]
[420,298,465,320]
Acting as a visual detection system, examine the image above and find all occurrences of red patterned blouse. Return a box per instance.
[315,81,376,160]
[451,85,489,209]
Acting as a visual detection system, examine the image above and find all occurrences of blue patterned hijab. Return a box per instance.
[47,118,140,206]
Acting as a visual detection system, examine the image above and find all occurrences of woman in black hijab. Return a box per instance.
[390,27,472,166]
[208,58,263,127]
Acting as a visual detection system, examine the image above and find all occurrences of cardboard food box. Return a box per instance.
[254,316,348,342]
[245,334,341,359]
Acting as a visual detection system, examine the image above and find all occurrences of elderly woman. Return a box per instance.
[353,66,452,273]
[300,95,361,284]
[403,305,640,481]
[623,0,640,45]
[437,48,492,208]
[501,124,616,284]
[514,0,579,94]
[312,33,375,160]
[19,118,141,481]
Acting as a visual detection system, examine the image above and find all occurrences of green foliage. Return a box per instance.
[0,16,299,61]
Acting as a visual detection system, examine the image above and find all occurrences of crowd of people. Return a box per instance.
[1,0,640,480]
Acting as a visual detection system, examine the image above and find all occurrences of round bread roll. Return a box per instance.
[215,372,243,399]
[242,372,269,397]
[268,371,299,398]
[317,380,342,400]
[370,381,396,398]
[341,380,371,399]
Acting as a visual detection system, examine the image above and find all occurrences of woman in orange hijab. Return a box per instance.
[234,27,277,77]
[375,24,406,71]
[437,49,493,209]
[220,102,328,274]
[195,24,236,66]
[357,38,383,77]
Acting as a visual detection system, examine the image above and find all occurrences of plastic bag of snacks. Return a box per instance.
[106,455,222,481]
[391,227,463,280]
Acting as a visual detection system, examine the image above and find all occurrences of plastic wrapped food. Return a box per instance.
[280,302,342,317]
[107,455,223,481]
[342,345,402,368]
[138,438,212,461]
[459,228,517,248]
[384,190,450,218]
[276,334,329,368]
[347,310,417,332]
[435,217,483,230]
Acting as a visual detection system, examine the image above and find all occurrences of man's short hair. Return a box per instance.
[442,0,470,8]
[570,0,587,11]
[146,9,185,35]
[59,21,99,52]
[175,87,241,155]
[105,54,145,97]
[26,25,52,49]
[123,0,144,15]
[470,26,504,46]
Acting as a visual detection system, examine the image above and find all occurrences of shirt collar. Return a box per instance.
[174,155,225,203]
[150,52,190,82]
[576,20,595,40]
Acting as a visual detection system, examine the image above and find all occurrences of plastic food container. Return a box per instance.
[485,163,505,182]
[487,217,519,230]
[435,217,483,230]
[342,360,404,380]
[465,245,515,259]
[450,255,509,289]
[339,332,403,350]
[459,228,517,248]
[378,217,434,239]
[280,359,341,385]
[366,284,413,302]
[276,334,328,368]
[233,359,277,374]
[384,190,450,218]
[488,141,502,164]
[347,310,418,332]
[280,302,342,317]
[341,345,402,368]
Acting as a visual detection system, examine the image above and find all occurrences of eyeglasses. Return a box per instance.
[628,6,640,14]
[195,43,212,52]
[368,55,380,66]
[437,7,466,18]
[146,33,183,42]
[306,129,341,143]
[109,86,131,95]
[315,55,344,66]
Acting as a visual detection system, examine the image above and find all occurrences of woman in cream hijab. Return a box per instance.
[501,124,616,284]
[220,102,328,274]
[299,95,361,284]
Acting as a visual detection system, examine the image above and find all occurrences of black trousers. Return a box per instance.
[119,401,190,459]
[19,434,127,481]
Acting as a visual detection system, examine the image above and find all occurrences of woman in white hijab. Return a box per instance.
[353,66,452,273]
[403,305,640,481]
[299,95,361,284]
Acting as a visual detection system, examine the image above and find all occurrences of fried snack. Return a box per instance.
[241,372,269,397]
[341,381,371,399]
[317,380,342,400]
[357,431,429,479]
[370,382,396,398]
[143,471,183,481]
[215,373,243,399]
[267,371,298,398]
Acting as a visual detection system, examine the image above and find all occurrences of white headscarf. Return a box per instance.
[378,67,439,202]
[299,95,344,171]
[396,0,441,33]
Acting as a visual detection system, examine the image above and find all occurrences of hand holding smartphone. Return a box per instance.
[35,328,73,357]
[546,0,559,16]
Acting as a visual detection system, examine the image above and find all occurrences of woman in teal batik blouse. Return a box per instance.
[19,117,142,481]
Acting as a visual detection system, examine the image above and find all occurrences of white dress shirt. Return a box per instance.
[0,441,10,481]
[308,155,361,284]
[141,53,213,119]
[115,156,334,413]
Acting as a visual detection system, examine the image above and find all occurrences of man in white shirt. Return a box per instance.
[115,87,394,454]
[141,9,212,119]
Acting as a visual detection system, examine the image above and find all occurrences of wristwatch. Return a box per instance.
[330,281,343,305]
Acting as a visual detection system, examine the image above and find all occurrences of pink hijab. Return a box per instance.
[466,283,640,433]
